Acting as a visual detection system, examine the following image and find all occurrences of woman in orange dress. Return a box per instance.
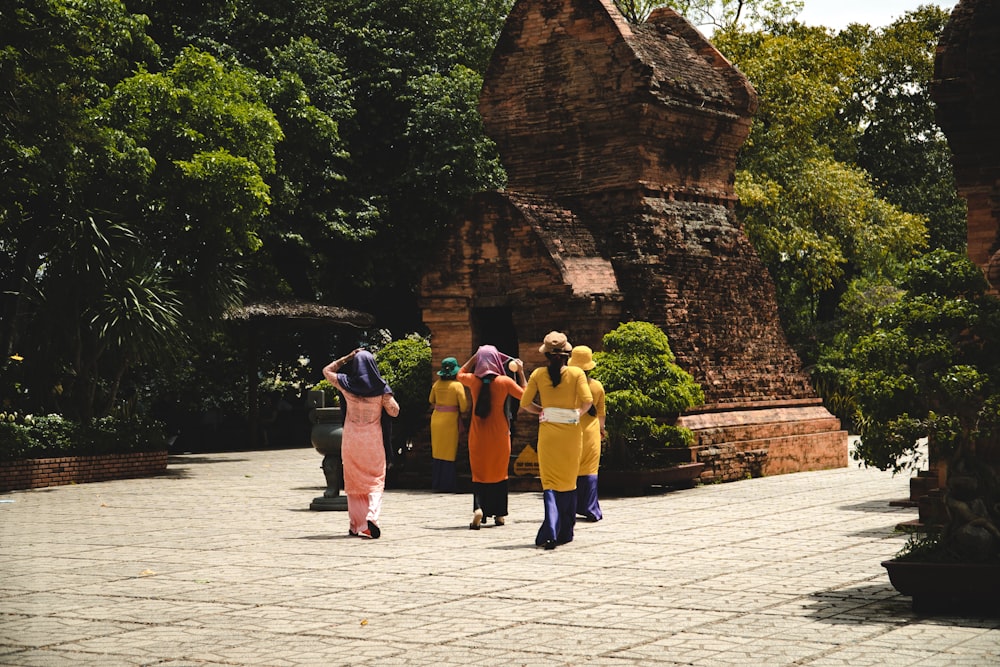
[322,349,400,539]
[520,332,592,550]
[458,345,526,529]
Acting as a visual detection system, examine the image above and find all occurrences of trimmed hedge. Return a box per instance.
[0,413,166,462]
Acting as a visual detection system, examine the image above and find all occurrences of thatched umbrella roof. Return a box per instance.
[227,301,375,328]
[227,301,376,449]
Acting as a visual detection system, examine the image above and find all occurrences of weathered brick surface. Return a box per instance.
[418,0,845,479]
[0,451,168,492]
[932,0,1000,289]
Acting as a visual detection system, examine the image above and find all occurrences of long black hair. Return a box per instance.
[546,352,569,387]
[474,375,495,418]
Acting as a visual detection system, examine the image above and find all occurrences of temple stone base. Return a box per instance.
[675,401,848,483]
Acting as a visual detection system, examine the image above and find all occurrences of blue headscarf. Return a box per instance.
[337,350,392,397]
[335,349,396,466]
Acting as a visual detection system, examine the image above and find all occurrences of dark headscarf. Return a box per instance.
[336,350,396,465]
[337,350,392,397]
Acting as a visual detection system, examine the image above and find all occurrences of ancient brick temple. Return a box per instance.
[933,0,1000,288]
[419,0,847,482]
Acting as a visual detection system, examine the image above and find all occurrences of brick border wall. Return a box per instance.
[0,451,169,492]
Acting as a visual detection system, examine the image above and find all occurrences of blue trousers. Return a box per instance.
[576,474,602,521]
[536,489,576,546]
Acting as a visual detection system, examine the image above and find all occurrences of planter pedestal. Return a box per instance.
[598,463,705,496]
[309,406,347,511]
[882,559,1000,615]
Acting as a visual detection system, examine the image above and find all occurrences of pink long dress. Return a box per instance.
[329,376,400,534]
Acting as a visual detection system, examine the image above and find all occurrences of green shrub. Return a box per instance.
[591,321,704,469]
[308,379,341,407]
[375,335,432,450]
[0,412,165,461]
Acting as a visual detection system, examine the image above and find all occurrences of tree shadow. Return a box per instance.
[804,583,1000,627]
[167,455,252,465]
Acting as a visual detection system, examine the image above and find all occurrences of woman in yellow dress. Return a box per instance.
[520,332,592,550]
[569,346,606,522]
[427,357,468,492]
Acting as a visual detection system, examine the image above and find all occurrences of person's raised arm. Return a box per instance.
[322,349,358,383]
[459,354,476,373]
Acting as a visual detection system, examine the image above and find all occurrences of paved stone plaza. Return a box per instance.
[0,447,997,666]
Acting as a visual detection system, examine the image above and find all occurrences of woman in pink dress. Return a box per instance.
[323,349,400,539]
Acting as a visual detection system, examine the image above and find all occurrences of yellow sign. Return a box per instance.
[513,444,539,477]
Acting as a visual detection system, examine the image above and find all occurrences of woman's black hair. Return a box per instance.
[475,375,494,418]
[584,371,597,416]
[545,352,568,387]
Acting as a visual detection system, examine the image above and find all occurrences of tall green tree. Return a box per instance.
[614,0,803,29]
[1,1,283,419]
[836,6,966,252]
[131,0,511,331]
[716,23,928,358]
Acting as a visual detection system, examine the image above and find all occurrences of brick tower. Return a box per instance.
[419,0,846,482]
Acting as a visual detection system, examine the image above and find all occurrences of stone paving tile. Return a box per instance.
[408,595,585,622]
[448,622,662,659]
[367,645,584,666]
[52,624,250,661]
[0,615,143,649]
[805,645,971,666]
[0,571,112,593]
[0,591,106,615]
[55,597,250,624]
[606,631,757,663]
[206,632,410,666]
[0,648,153,666]
[2,448,998,666]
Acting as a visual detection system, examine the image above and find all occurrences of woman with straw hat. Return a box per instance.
[568,345,606,522]
[427,357,468,493]
[520,332,593,550]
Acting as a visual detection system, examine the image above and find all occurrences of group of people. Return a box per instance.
[322,331,606,550]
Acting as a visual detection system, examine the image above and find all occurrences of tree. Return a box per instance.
[1,1,283,420]
[836,7,967,253]
[846,250,1000,563]
[714,23,930,360]
[614,0,803,30]
[131,0,511,331]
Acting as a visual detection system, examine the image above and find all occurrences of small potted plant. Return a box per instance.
[590,321,706,492]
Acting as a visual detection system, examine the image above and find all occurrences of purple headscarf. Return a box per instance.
[474,345,510,379]
[337,350,392,397]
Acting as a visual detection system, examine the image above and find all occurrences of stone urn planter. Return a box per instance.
[882,559,1000,614]
[308,401,347,511]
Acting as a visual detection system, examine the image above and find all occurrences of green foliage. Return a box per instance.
[0,412,165,462]
[1,9,284,422]
[132,0,511,328]
[842,250,1000,473]
[591,322,703,469]
[308,379,340,407]
[614,0,803,30]
[837,6,967,253]
[375,335,432,448]
[718,23,929,360]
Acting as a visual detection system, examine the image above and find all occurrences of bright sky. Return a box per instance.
[795,0,954,30]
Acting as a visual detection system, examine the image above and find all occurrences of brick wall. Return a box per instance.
[0,451,169,492]
[932,0,1000,289]
[481,0,755,201]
